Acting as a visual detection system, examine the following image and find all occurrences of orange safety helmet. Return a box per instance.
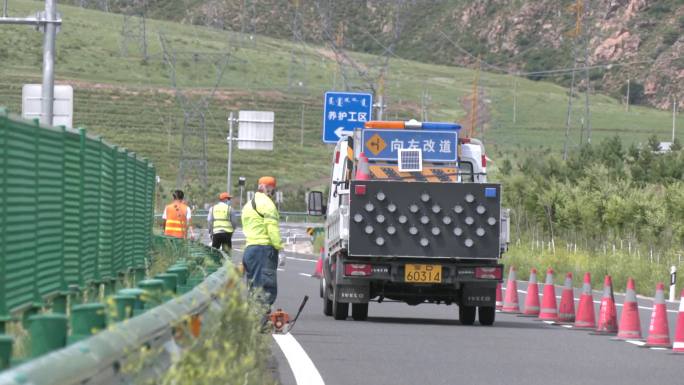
[258,176,277,188]
[218,192,231,200]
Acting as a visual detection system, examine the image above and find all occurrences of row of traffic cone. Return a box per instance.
[497,266,684,350]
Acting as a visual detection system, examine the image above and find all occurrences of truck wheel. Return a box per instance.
[323,280,333,316]
[351,303,368,321]
[332,286,348,320]
[459,305,476,325]
[478,306,495,326]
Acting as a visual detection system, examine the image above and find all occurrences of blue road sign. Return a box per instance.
[322,91,373,143]
[361,129,459,162]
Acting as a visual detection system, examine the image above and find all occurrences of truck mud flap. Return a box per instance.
[335,284,370,304]
[462,285,496,307]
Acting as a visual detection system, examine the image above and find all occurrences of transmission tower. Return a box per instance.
[287,0,309,92]
[315,0,409,102]
[78,0,109,11]
[240,0,257,45]
[159,33,230,189]
[563,0,592,157]
[120,0,148,60]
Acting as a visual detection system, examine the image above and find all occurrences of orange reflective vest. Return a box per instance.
[164,201,190,238]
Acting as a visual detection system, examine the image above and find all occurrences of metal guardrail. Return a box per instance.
[0,252,234,385]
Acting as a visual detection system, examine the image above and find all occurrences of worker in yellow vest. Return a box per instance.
[162,190,193,239]
[241,176,283,306]
[208,192,237,251]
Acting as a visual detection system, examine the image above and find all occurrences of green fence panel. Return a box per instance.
[124,152,135,270]
[80,134,100,285]
[0,110,7,320]
[98,141,114,281]
[111,147,126,276]
[36,125,65,299]
[63,130,83,288]
[134,157,147,269]
[4,118,40,312]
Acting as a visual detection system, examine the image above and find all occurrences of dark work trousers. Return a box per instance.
[211,231,233,251]
[242,245,278,306]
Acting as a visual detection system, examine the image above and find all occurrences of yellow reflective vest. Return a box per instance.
[211,203,234,234]
[241,192,283,250]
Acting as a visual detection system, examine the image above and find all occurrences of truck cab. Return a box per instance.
[309,120,507,325]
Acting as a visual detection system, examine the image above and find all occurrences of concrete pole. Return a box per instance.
[625,78,630,112]
[3,0,7,17]
[41,0,57,126]
[226,112,234,195]
[300,104,304,147]
[673,97,677,143]
[512,77,517,124]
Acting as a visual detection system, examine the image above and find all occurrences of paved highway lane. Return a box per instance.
[271,254,684,385]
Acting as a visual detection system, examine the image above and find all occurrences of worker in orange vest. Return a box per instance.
[162,190,193,239]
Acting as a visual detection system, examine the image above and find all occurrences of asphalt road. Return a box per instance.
[271,254,684,385]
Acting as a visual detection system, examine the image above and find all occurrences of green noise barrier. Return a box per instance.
[0,109,156,324]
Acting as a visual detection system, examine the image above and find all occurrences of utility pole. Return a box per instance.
[625,78,630,112]
[376,72,385,120]
[512,76,518,124]
[1,1,61,126]
[469,55,481,138]
[674,96,678,142]
[300,103,305,147]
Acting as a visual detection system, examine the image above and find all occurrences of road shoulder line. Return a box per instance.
[272,333,325,385]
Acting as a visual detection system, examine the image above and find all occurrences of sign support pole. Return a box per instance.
[226,112,234,195]
[41,0,57,126]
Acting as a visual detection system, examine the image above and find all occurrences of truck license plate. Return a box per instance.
[405,264,442,283]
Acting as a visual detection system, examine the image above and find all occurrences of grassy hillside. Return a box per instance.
[0,1,681,206]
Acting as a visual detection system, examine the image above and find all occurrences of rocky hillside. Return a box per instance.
[70,0,683,109]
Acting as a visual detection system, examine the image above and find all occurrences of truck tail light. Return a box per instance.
[344,264,372,277]
[475,267,502,280]
[335,150,340,164]
[354,184,367,196]
[481,154,487,168]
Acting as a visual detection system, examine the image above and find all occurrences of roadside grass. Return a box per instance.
[124,267,276,385]
[504,239,682,298]
[0,1,681,196]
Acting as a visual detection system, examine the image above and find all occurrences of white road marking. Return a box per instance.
[273,333,325,385]
[299,273,313,277]
[561,324,573,329]
[278,268,285,272]
[627,340,647,346]
[287,256,317,263]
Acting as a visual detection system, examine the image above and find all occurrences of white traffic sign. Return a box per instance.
[238,110,274,150]
[322,91,372,143]
[22,84,73,128]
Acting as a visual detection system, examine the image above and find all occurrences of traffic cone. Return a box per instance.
[615,277,642,340]
[672,288,684,353]
[355,152,371,180]
[501,266,520,313]
[592,275,618,335]
[520,268,540,317]
[313,247,324,278]
[644,282,670,347]
[539,268,558,321]
[495,282,503,311]
[558,272,575,324]
[574,272,596,330]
